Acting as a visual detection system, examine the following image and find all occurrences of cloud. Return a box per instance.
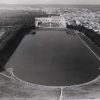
[0,0,100,4]
[0,0,19,4]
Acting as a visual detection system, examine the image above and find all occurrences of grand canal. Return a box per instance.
[6,30,100,86]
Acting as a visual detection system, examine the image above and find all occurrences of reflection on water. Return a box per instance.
[66,31,76,36]
[30,31,36,35]
[6,30,100,86]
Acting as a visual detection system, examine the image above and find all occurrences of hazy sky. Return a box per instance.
[0,0,100,4]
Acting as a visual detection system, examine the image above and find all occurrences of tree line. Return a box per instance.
[67,24,100,47]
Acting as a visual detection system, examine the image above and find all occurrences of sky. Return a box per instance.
[0,0,100,5]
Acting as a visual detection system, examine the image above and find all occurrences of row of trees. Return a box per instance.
[67,24,100,47]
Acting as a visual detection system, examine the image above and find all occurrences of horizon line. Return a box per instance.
[0,3,100,5]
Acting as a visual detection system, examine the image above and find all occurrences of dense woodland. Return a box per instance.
[0,9,48,26]
[67,24,100,47]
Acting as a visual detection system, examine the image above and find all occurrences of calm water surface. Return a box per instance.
[6,31,100,86]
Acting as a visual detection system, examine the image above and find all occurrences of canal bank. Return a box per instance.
[0,25,34,72]
[0,30,99,99]
[76,31,100,61]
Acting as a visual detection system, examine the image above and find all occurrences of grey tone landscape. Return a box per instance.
[0,4,100,99]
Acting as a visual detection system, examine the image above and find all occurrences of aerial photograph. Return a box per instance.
[0,0,100,99]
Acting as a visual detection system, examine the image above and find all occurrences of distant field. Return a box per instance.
[0,8,48,26]
[0,8,48,50]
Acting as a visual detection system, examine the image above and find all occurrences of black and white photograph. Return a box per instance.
[0,0,100,99]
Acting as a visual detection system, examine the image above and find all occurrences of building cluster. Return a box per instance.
[35,15,66,28]
[43,7,100,34]
[62,8,100,34]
